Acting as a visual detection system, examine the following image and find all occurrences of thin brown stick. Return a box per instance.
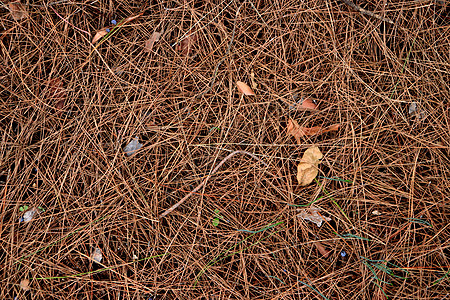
[341,0,394,24]
[158,150,268,219]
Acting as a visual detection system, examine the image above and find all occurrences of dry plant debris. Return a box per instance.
[176,31,197,56]
[236,81,255,95]
[297,146,323,186]
[92,28,110,44]
[287,119,340,144]
[297,207,331,227]
[1,0,449,298]
[19,279,30,291]
[8,2,28,21]
[45,78,66,110]
[144,31,162,52]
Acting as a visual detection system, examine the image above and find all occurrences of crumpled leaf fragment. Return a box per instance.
[144,31,162,52]
[91,247,102,263]
[297,206,331,227]
[9,2,28,21]
[287,119,339,144]
[297,146,323,186]
[124,136,143,156]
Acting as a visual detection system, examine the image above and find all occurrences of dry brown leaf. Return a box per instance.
[297,146,322,186]
[144,31,162,52]
[287,119,340,144]
[176,31,197,56]
[236,81,255,95]
[92,28,109,44]
[297,206,330,227]
[124,14,141,23]
[298,98,317,110]
[9,2,28,21]
[20,279,30,291]
[313,241,330,258]
[45,78,66,110]
[250,70,257,89]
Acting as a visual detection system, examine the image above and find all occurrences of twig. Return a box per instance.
[341,0,394,24]
[158,150,268,218]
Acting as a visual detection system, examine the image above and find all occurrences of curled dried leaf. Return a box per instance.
[92,28,109,44]
[297,146,322,186]
[9,2,28,21]
[287,119,339,144]
[314,241,330,258]
[236,81,255,95]
[144,31,162,52]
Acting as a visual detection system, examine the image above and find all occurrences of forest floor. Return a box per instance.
[1,0,449,299]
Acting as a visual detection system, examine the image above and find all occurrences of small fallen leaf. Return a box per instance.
[313,241,330,258]
[144,31,162,52]
[92,28,110,44]
[45,78,66,110]
[297,206,331,227]
[236,81,255,96]
[9,2,28,21]
[297,146,323,186]
[298,98,317,110]
[91,247,102,263]
[124,136,143,156]
[19,279,30,291]
[250,70,257,89]
[124,14,141,23]
[176,31,197,56]
[287,119,339,144]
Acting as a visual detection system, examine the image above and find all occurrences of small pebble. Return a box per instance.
[91,247,102,263]
[111,19,117,25]
[340,250,347,257]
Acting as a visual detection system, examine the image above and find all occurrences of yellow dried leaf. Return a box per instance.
[9,2,28,21]
[144,31,162,52]
[297,146,322,186]
[92,28,109,44]
[236,81,255,95]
